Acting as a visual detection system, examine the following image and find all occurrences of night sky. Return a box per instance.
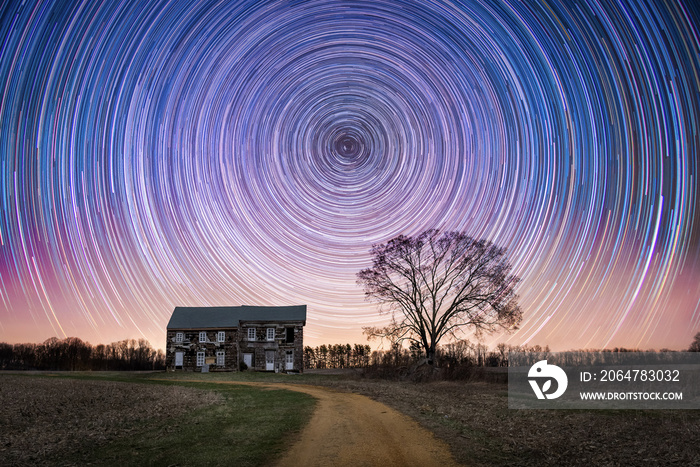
[1,0,699,351]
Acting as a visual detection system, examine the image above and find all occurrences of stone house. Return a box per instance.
[165,305,306,372]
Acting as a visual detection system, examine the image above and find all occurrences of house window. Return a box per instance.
[267,327,275,341]
[217,331,225,343]
[216,351,225,366]
[175,332,183,343]
[286,327,295,343]
[196,351,205,367]
[199,331,207,343]
[248,327,256,341]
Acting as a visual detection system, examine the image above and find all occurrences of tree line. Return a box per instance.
[0,337,165,371]
[365,340,550,369]
[301,340,555,371]
[303,343,372,369]
[362,338,700,370]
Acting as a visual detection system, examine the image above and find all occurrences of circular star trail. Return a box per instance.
[1,0,698,349]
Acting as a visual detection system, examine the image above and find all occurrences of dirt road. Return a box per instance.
[259,382,460,467]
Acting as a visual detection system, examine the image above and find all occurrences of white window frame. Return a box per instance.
[199,331,207,343]
[216,350,225,366]
[217,331,225,343]
[248,327,256,341]
[196,351,205,367]
[266,327,275,341]
[175,332,183,343]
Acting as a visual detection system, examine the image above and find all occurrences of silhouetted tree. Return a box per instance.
[441,339,473,365]
[64,337,91,371]
[318,345,328,369]
[689,332,700,352]
[303,346,316,369]
[358,230,522,364]
[302,344,373,369]
[0,343,13,368]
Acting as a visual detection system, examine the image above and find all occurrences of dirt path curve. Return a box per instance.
[249,382,460,467]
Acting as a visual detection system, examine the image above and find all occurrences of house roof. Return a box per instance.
[166,305,307,329]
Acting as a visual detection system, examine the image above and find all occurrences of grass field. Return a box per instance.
[3,370,699,466]
[312,376,700,466]
[165,369,700,466]
[0,372,315,466]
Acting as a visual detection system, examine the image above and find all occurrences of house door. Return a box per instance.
[175,351,183,368]
[265,351,275,371]
[285,350,294,370]
[243,353,253,369]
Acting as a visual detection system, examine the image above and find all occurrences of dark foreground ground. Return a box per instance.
[310,374,700,466]
[1,371,699,466]
[0,373,315,466]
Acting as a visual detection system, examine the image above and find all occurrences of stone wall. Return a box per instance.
[166,321,305,372]
[165,329,238,371]
[238,321,305,372]
[293,325,304,370]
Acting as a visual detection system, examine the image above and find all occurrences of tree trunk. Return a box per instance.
[426,347,435,366]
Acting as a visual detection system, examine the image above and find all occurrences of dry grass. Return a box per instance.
[4,371,698,466]
[308,377,700,466]
[0,375,222,466]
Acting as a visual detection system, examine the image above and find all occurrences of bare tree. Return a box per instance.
[358,230,522,365]
[689,332,700,352]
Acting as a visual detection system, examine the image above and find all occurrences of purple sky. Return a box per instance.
[1,0,699,351]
